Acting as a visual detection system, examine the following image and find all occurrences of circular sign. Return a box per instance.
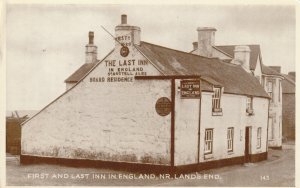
[120,46,129,57]
[155,97,172,116]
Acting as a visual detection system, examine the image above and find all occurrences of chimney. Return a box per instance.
[121,14,127,24]
[192,42,198,51]
[196,27,217,57]
[288,71,295,78]
[115,14,141,46]
[85,31,97,64]
[269,66,281,73]
[234,46,251,72]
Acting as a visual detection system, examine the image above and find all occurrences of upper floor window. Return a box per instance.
[212,87,222,113]
[257,127,262,149]
[267,81,274,102]
[246,97,254,115]
[227,127,234,152]
[205,129,213,154]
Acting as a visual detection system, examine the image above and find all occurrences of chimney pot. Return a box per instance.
[115,14,141,46]
[85,31,97,64]
[192,42,198,50]
[121,14,127,24]
[88,31,94,44]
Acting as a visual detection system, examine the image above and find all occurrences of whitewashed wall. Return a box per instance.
[264,76,282,147]
[22,46,173,165]
[198,92,268,163]
[174,79,200,166]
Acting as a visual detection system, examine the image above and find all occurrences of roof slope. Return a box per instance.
[63,41,269,98]
[136,41,269,98]
[65,62,98,83]
[281,74,295,94]
[216,45,261,70]
[261,65,282,76]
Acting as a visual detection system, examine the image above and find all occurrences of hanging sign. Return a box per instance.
[180,80,201,99]
[155,97,172,116]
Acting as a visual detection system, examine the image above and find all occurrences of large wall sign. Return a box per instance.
[180,80,201,99]
[155,97,172,116]
[89,59,149,83]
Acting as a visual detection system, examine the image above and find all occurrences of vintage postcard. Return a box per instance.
[2,1,297,187]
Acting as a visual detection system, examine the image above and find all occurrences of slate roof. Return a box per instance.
[215,45,261,71]
[65,62,98,83]
[136,42,269,98]
[215,45,285,77]
[64,41,269,98]
[261,65,282,76]
[281,74,295,94]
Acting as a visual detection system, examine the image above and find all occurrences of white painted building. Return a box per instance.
[191,28,284,149]
[21,15,270,173]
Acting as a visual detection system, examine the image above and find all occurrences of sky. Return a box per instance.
[6,3,295,110]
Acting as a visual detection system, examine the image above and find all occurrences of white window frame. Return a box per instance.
[267,81,274,102]
[205,129,213,154]
[227,127,234,152]
[246,97,254,115]
[257,127,262,149]
[212,87,222,113]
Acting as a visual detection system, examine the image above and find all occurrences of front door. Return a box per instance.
[245,127,251,163]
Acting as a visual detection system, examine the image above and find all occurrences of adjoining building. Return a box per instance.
[6,111,36,154]
[191,29,284,149]
[21,15,270,174]
[280,72,295,141]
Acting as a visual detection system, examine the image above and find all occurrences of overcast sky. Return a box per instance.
[6,4,295,110]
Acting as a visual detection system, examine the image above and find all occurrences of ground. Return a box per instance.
[6,143,295,186]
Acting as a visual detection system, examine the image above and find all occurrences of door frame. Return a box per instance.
[245,126,252,163]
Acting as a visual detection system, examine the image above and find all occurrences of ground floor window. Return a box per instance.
[227,127,234,152]
[257,127,262,148]
[205,129,213,154]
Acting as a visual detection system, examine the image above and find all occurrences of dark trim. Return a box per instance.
[269,146,282,150]
[249,152,268,162]
[175,156,245,174]
[135,75,201,80]
[20,153,267,175]
[266,99,270,152]
[197,79,202,163]
[170,79,175,167]
[20,155,172,175]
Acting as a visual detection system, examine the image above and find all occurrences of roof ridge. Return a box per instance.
[216,44,261,47]
[141,41,219,61]
[141,41,240,68]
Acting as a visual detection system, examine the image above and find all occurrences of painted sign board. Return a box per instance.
[180,80,201,99]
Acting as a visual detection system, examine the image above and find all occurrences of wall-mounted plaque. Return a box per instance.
[155,97,172,116]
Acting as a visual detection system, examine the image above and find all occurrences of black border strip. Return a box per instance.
[171,79,175,167]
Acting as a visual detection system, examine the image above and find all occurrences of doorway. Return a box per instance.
[245,127,251,163]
